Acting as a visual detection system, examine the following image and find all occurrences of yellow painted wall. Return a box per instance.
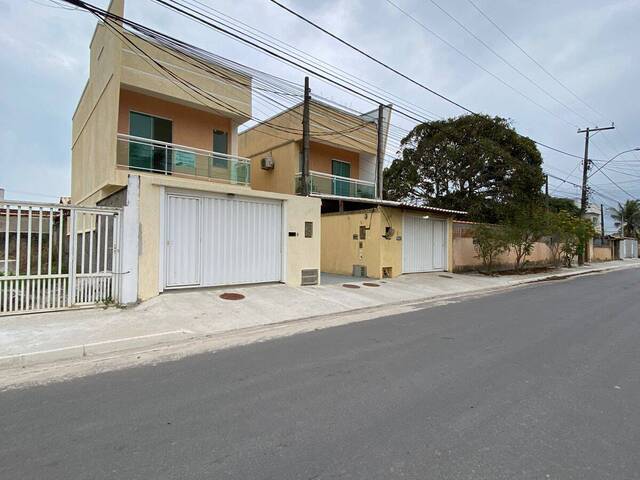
[248,141,299,195]
[71,23,122,203]
[320,207,453,279]
[320,209,381,277]
[131,172,321,300]
[120,32,251,122]
[239,101,377,160]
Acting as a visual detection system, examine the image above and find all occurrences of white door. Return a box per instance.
[403,215,448,273]
[164,192,282,289]
[166,195,201,287]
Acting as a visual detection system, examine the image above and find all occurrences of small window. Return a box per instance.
[359,225,367,240]
[212,130,228,168]
[305,221,313,238]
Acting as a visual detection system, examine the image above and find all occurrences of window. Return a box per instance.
[305,222,313,238]
[212,130,228,168]
[129,112,173,172]
[332,160,351,196]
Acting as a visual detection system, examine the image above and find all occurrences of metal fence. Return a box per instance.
[1,201,122,315]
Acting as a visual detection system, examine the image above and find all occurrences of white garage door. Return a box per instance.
[165,193,282,288]
[403,215,448,273]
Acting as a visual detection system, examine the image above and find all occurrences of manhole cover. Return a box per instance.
[219,292,245,300]
[363,282,380,287]
[438,274,453,279]
[342,284,360,289]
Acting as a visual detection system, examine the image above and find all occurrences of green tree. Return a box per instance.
[384,114,546,223]
[545,211,595,268]
[472,224,510,274]
[609,200,640,237]
[504,205,546,271]
[547,197,581,217]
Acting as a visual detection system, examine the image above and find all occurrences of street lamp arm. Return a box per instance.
[588,148,640,179]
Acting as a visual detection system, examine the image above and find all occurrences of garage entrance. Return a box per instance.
[164,192,283,289]
[402,215,448,273]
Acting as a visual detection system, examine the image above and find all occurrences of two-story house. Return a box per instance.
[71,0,321,301]
[239,100,464,279]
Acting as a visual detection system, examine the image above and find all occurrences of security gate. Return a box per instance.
[0,201,122,315]
[403,215,448,273]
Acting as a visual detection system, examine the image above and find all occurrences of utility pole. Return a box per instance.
[577,124,614,264]
[375,105,385,199]
[544,174,549,211]
[301,76,311,196]
[600,203,605,241]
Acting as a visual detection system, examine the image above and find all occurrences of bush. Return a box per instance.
[472,224,509,274]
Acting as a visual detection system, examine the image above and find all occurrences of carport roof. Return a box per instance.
[312,193,468,215]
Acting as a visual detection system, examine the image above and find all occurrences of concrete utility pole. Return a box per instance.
[544,174,549,210]
[577,124,614,264]
[600,203,605,241]
[375,105,385,199]
[301,76,311,196]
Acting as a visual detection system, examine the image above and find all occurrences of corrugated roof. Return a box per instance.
[311,193,467,215]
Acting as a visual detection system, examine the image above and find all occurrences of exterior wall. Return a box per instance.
[592,246,613,262]
[117,89,232,151]
[320,207,454,279]
[309,141,360,178]
[71,22,122,203]
[120,32,251,122]
[452,236,556,272]
[320,209,382,278]
[239,102,378,160]
[248,141,299,195]
[132,172,321,300]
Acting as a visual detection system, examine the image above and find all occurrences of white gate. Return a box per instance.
[164,192,283,289]
[403,215,448,273]
[1,201,122,315]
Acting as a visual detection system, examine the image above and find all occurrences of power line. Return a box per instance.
[464,0,605,121]
[425,0,587,127]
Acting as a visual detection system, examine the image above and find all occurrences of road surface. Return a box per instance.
[1,268,639,479]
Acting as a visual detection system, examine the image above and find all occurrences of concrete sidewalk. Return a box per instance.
[1,259,639,371]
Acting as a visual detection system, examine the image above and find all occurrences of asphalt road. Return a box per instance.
[1,269,639,479]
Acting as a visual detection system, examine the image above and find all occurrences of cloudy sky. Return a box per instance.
[1,0,638,226]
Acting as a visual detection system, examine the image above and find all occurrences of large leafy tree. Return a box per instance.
[609,200,640,237]
[384,114,546,223]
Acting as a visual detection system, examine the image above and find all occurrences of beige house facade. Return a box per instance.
[71,0,321,301]
[239,102,463,279]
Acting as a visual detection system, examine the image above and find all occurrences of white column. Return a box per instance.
[119,174,140,304]
[230,119,239,156]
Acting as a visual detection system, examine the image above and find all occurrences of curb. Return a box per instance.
[1,262,637,373]
[0,330,194,370]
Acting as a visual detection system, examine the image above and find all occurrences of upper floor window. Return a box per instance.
[212,130,228,168]
[129,112,173,172]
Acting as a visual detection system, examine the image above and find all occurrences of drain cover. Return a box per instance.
[219,292,245,300]
[363,282,380,287]
[342,284,360,289]
[438,274,453,279]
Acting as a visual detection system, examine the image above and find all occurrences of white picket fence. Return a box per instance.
[0,201,123,315]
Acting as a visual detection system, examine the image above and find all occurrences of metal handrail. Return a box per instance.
[117,133,251,164]
[305,170,376,186]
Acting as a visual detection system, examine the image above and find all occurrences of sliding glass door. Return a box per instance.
[129,112,173,173]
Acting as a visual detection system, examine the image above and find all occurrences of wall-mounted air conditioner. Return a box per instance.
[261,155,274,170]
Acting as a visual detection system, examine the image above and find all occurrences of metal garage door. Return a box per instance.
[402,215,448,273]
[165,193,282,288]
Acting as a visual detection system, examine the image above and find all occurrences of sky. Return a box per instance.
[0,0,638,230]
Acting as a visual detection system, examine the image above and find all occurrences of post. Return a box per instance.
[577,124,614,265]
[600,203,605,241]
[376,104,385,199]
[301,76,311,196]
[119,175,140,304]
[544,174,549,211]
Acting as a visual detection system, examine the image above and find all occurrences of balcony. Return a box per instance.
[295,171,376,199]
[116,134,251,185]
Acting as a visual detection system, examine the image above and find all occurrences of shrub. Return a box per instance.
[472,224,509,274]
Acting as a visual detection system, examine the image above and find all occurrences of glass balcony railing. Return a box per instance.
[116,134,251,185]
[295,171,376,199]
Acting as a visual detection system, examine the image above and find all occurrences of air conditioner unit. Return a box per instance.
[261,155,274,170]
